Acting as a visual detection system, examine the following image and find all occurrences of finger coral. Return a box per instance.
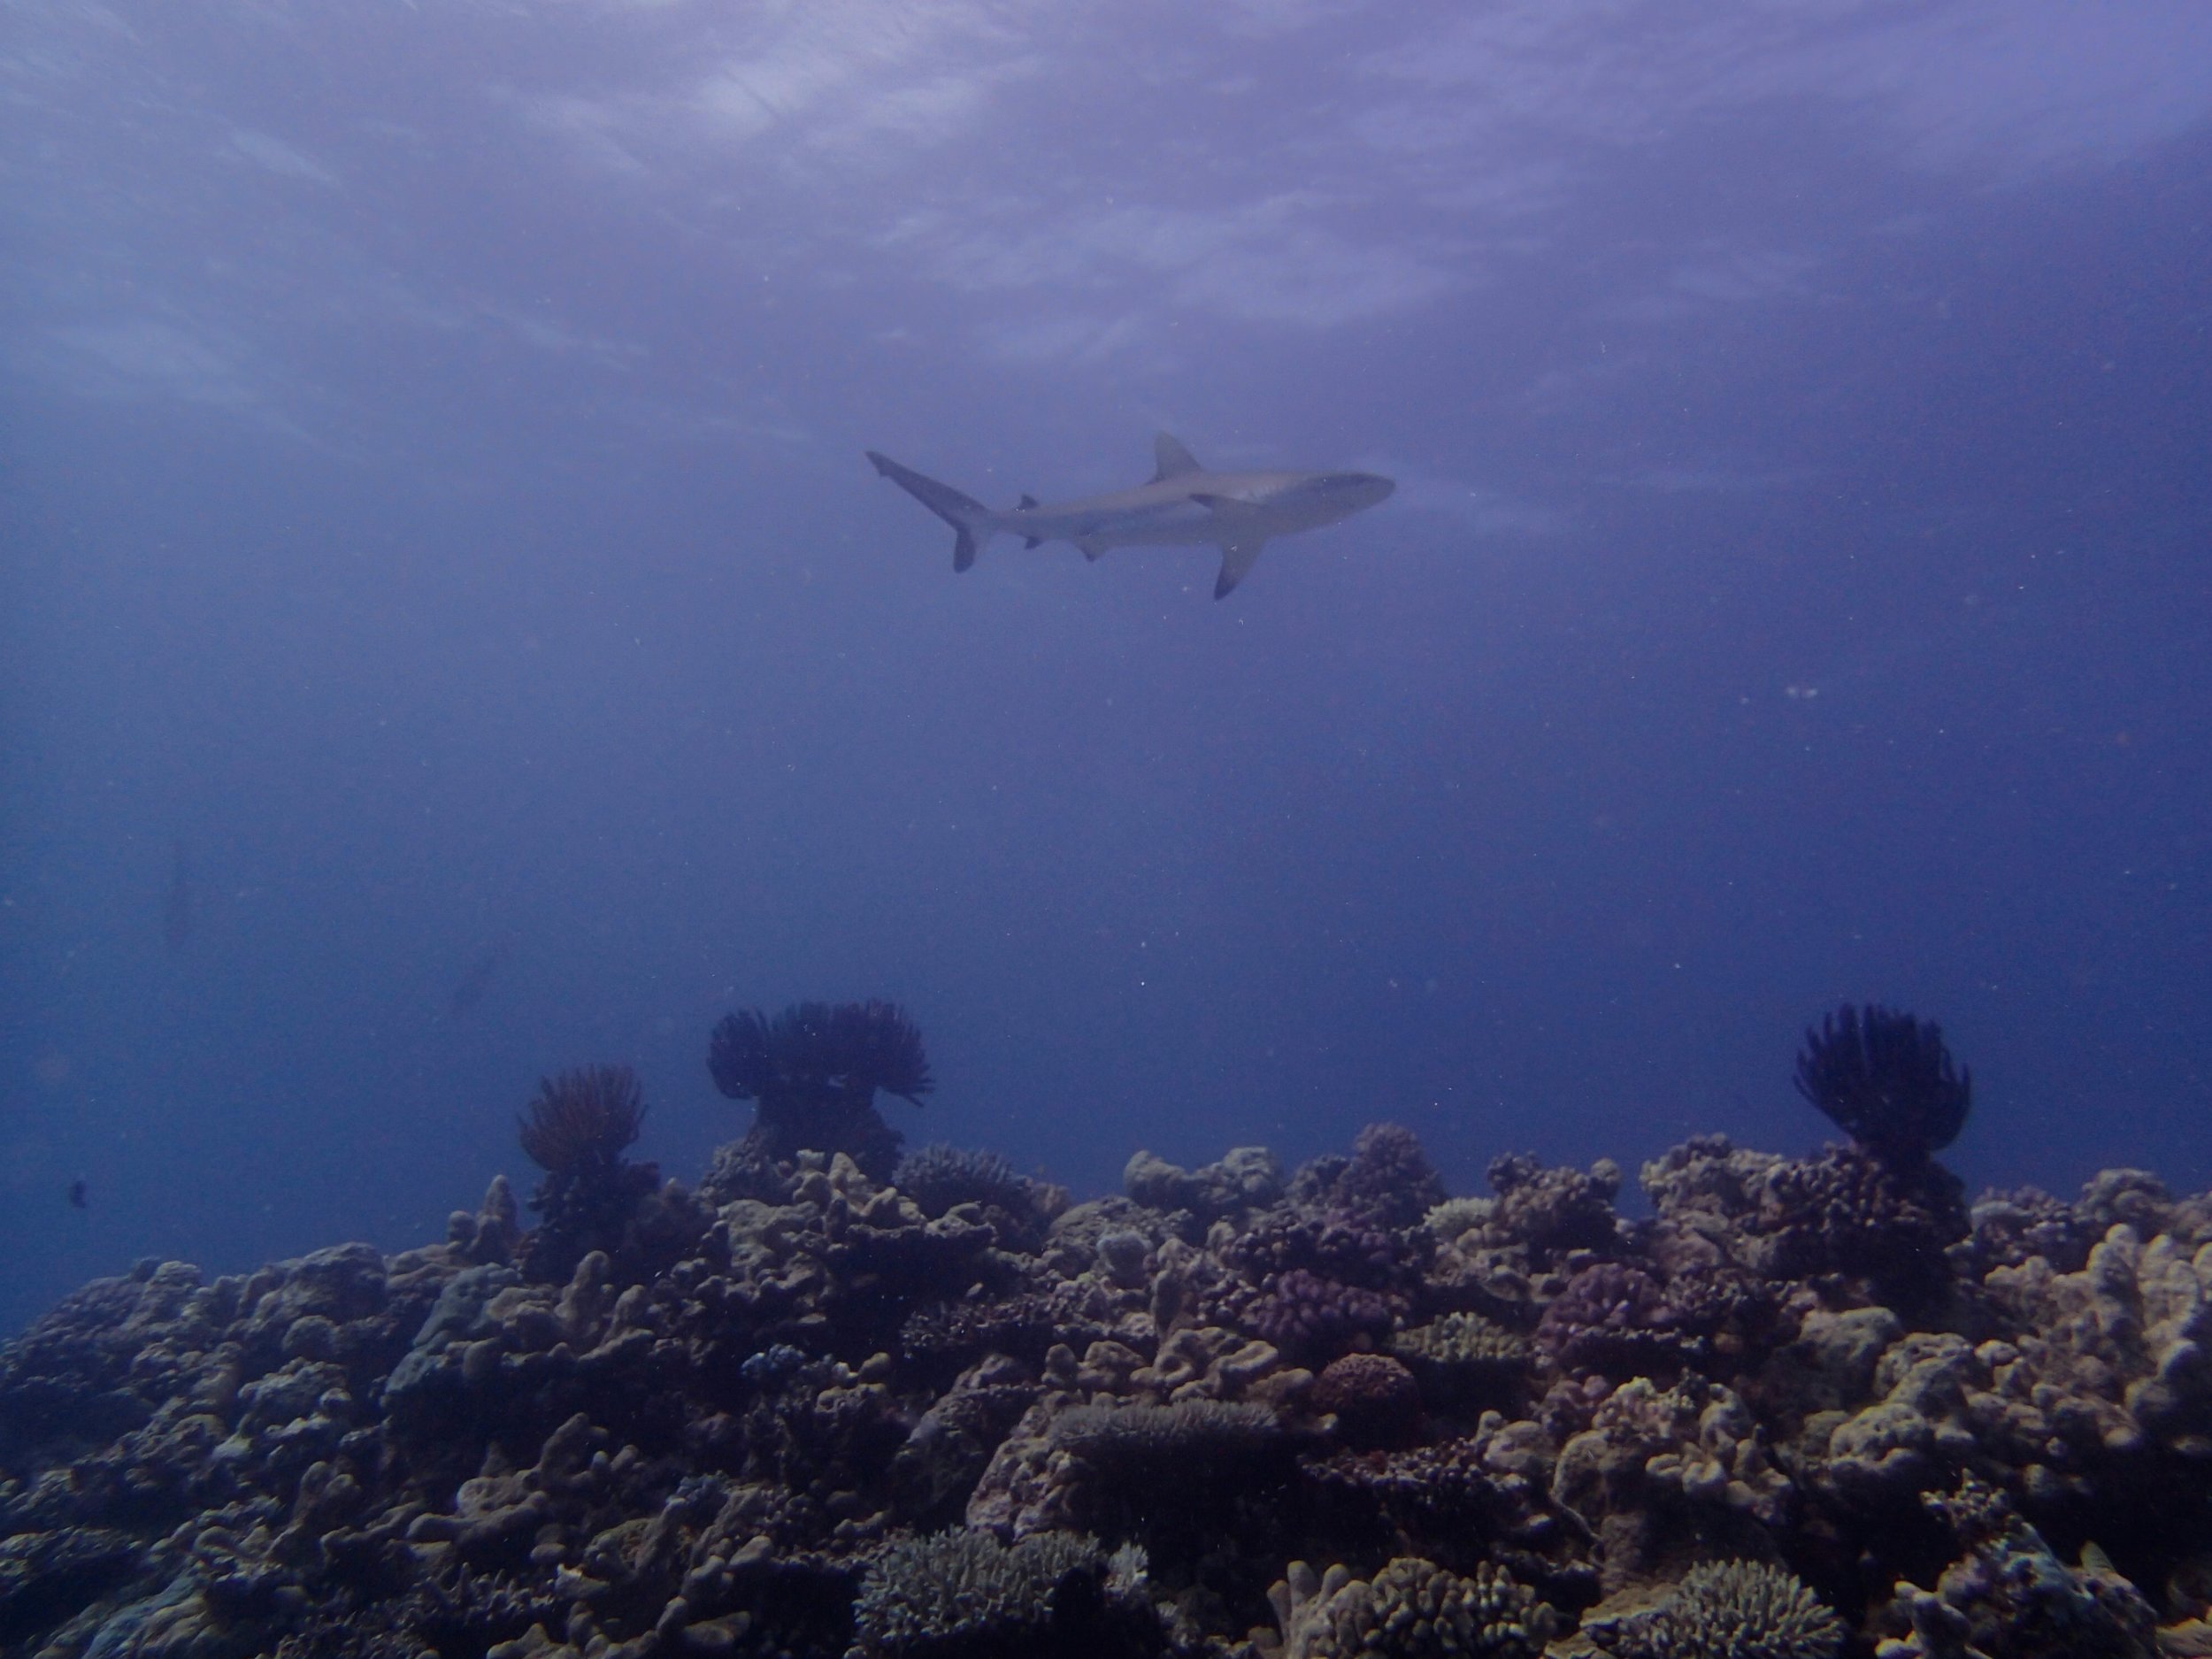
[1794,1003,1970,1167]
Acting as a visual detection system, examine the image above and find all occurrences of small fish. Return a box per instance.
[66,1178,88,1210]
[448,941,507,1020]
[163,839,194,950]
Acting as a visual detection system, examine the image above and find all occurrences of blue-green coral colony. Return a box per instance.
[3,1001,2209,1657]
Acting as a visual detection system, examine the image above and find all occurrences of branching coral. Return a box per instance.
[1263,1556,1557,1659]
[710,1001,933,1179]
[1326,1125,1450,1230]
[1794,1004,1970,1167]
[1592,1560,1842,1659]
[1247,1269,1402,1364]
[1878,1477,2159,1659]
[850,1528,1148,1658]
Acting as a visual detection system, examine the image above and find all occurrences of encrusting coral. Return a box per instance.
[7,1003,2212,1659]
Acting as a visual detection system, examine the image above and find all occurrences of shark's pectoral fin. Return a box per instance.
[1078,537,1110,561]
[1214,540,1265,599]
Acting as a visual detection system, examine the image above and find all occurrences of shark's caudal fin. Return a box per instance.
[866,451,998,572]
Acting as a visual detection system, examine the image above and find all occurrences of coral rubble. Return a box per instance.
[8,1056,2212,1659]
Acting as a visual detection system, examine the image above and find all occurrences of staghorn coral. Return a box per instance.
[710,1000,933,1179]
[1794,1003,1970,1169]
[1590,1559,1842,1659]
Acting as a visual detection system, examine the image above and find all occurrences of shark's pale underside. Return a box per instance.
[866,434,1394,598]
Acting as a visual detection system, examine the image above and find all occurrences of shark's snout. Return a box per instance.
[1316,472,1395,514]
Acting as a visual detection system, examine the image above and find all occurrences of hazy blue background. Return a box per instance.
[5,0,2209,1333]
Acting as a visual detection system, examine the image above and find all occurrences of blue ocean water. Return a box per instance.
[3,1,2208,1335]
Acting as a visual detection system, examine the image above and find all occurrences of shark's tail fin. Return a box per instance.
[866,451,998,572]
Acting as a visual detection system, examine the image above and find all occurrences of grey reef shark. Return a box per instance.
[866,433,1394,598]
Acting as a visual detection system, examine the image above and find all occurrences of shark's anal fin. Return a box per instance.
[1078,537,1110,561]
[1151,433,1203,482]
[1215,540,1265,599]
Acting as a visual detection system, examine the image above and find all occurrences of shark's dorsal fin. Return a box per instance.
[1214,539,1265,599]
[1152,433,1203,482]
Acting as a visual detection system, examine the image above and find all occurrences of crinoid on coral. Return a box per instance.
[1794,1003,1970,1168]
[850,1528,1154,1659]
[515,1064,663,1283]
[709,1000,933,1179]
[1589,1560,1842,1659]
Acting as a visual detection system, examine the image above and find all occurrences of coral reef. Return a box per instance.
[7,1011,2212,1659]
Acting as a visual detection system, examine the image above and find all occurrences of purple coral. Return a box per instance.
[1535,1263,1684,1379]
[1327,1123,1450,1228]
[1247,1269,1402,1363]
[1310,1353,1423,1450]
[1757,1143,1968,1302]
